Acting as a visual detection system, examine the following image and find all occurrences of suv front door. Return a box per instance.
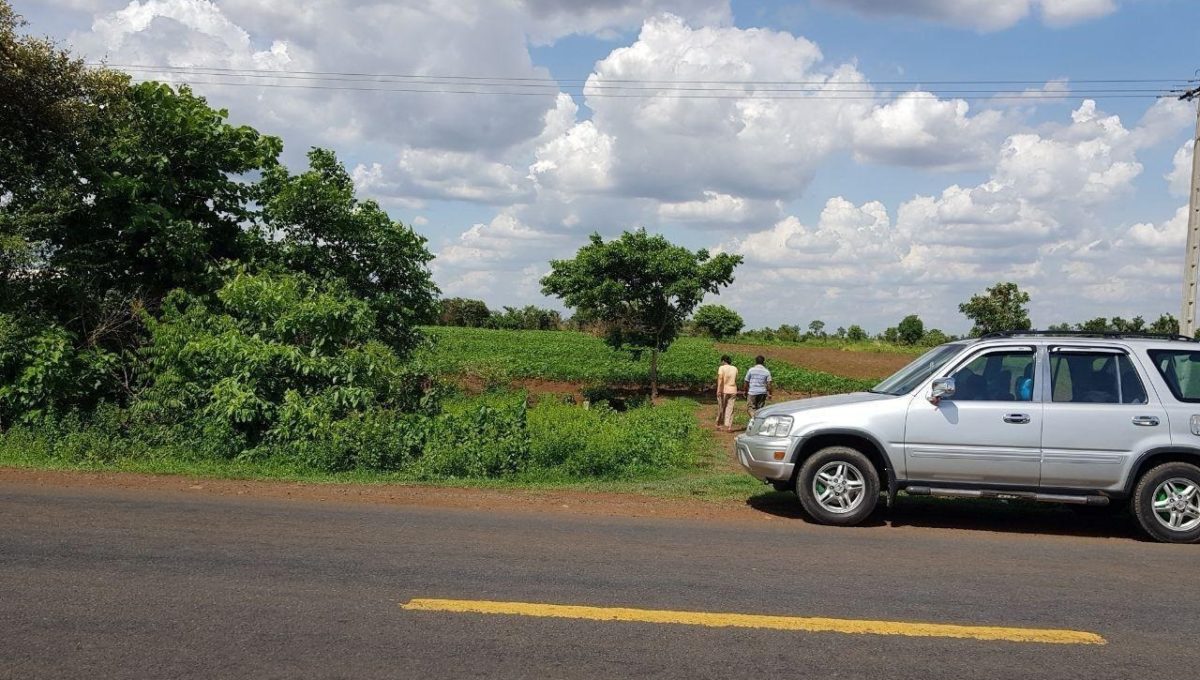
[1040,346,1170,490]
[904,346,1042,486]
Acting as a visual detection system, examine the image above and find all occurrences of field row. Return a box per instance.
[420,327,879,394]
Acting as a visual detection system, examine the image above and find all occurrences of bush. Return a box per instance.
[693,305,744,340]
[133,271,439,462]
[416,393,530,478]
[528,398,699,478]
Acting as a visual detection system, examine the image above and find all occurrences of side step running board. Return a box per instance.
[905,486,1110,506]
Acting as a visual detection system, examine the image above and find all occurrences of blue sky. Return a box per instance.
[16,0,1200,333]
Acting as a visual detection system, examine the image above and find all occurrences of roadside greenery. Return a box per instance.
[0,389,707,481]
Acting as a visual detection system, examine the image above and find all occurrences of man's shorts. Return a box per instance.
[748,393,767,410]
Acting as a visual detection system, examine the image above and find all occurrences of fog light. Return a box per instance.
[773,451,786,460]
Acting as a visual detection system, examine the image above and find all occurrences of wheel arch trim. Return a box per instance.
[1124,446,1200,495]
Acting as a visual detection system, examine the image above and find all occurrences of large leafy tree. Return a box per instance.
[958,282,1032,336]
[541,230,741,397]
[1,2,281,338]
[258,148,438,356]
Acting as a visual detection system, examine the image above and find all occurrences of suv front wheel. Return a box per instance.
[1132,462,1200,544]
[796,446,880,526]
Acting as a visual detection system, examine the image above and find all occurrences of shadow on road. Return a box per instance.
[745,491,1146,541]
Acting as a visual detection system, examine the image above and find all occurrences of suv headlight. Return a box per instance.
[757,415,793,437]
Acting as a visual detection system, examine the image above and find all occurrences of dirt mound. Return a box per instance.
[717,343,912,380]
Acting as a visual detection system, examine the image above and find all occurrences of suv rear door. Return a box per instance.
[904,345,1042,486]
[1040,346,1170,491]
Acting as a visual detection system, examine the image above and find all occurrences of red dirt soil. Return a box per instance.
[0,467,786,524]
[716,343,913,380]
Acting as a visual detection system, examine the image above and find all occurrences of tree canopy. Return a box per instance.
[959,282,1032,336]
[692,304,744,341]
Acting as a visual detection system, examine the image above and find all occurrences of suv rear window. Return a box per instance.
[1050,352,1147,404]
[1148,350,1200,402]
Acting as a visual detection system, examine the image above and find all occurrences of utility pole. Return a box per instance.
[1178,83,1200,337]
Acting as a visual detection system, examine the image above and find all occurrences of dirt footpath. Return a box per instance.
[717,343,913,380]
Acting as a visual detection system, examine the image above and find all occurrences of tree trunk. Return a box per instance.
[649,347,659,400]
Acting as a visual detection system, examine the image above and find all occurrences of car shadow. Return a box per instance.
[745,492,1146,541]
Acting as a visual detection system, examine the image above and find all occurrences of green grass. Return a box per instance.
[421,327,875,393]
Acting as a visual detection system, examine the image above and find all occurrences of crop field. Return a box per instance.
[421,327,879,394]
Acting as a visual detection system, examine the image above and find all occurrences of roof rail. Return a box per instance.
[980,330,1197,342]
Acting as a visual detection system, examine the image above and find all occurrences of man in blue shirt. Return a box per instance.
[744,355,772,417]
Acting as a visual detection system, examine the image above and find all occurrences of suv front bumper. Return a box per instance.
[735,434,795,484]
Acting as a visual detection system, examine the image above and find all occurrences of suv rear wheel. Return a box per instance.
[1132,462,1200,544]
[795,446,879,526]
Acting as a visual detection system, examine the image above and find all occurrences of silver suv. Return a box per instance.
[736,332,1200,543]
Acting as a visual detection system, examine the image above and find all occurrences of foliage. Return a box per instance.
[1048,313,1181,336]
[0,389,705,482]
[542,230,742,395]
[258,148,438,356]
[134,271,438,468]
[807,320,826,338]
[528,398,700,478]
[438,298,492,327]
[896,314,925,345]
[422,326,874,393]
[846,325,868,342]
[0,314,118,426]
[959,282,1032,336]
[489,305,562,331]
[733,324,804,344]
[692,304,744,340]
[922,328,951,346]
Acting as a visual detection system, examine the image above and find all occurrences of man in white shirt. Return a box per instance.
[715,355,738,431]
[744,355,772,417]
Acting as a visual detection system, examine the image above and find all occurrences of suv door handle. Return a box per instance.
[1003,413,1030,424]
[1132,415,1160,426]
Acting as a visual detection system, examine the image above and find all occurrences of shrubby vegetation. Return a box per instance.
[691,304,744,340]
[0,389,704,480]
[436,298,563,331]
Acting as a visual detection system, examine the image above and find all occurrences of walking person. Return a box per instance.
[715,355,738,432]
[744,355,772,417]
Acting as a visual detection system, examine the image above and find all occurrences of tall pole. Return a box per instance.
[1178,86,1200,337]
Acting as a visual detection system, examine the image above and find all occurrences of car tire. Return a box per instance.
[795,446,880,526]
[1131,462,1200,544]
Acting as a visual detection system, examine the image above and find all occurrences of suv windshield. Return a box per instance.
[871,344,964,396]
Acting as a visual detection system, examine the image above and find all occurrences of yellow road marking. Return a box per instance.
[400,599,1105,645]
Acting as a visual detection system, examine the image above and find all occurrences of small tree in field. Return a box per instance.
[959,282,1031,336]
[896,314,925,345]
[846,325,868,342]
[541,230,742,398]
[692,304,744,341]
[807,320,826,338]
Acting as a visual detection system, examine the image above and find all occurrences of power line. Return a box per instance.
[130,77,1173,100]
[92,62,1195,87]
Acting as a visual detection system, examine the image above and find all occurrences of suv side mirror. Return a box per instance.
[929,377,955,404]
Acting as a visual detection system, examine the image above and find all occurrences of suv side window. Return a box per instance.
[1148,350,1200,402]
[1049,351,1147,404]
[947,350,1035,401]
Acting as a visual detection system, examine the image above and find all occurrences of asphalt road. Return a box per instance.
[2,481,1196,679]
